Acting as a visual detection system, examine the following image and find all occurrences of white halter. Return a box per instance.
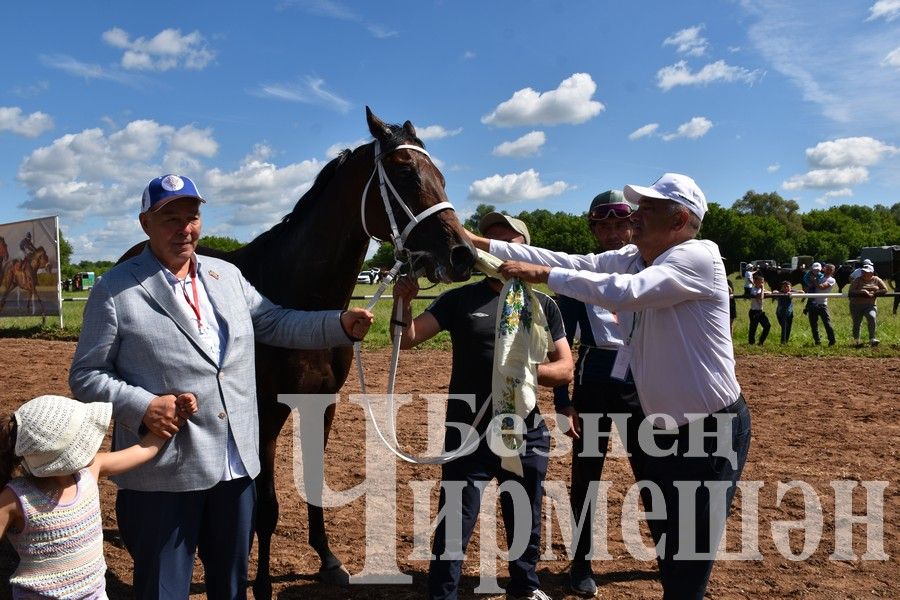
[353,140,483,465]
[360,140,454,257]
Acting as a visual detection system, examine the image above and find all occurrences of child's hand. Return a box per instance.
[175,393,198,420]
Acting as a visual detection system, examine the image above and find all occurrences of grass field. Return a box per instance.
[2,278,897,356]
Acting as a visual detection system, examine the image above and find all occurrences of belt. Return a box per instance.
[716,394,746,415]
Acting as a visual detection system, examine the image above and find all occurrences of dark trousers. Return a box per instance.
[570,378,646,563]
[776,310,793,344]
[428,424,550,600]
[116,477,257,600]
[639,396,752,600]
[747,309,770,344]
[807,303,835,344]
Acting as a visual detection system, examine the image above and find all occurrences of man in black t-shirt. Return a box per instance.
[391,213,573,600]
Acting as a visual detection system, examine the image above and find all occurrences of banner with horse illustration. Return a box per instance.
[0,216,62,323]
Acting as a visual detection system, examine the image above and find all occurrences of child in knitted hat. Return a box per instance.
[0,394,197,599]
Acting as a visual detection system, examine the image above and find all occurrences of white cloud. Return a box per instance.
[416,125,463,140]
[39,54,145,86]
[205,153,325,226]
[866,0,900,21]
[481,73,605,127]
[0,106,54,138]
[663,25,708,57]
[742,1,900,130]
[629,123,659,140]
[783,166,869,189]
[102,28,214,71]
[251,77,351,113]
[492,131,546,157]
[815,187,854,205]
[468,169,569,202]
[16,120,219,222]
[767,163,781,172]
[783,136,898,193]
[883,47,900,68]
[661,117,713,141]
[805,136,898,167]
[325,137,370,158]
[283,0,397,39]
[657,60,762,91]
[463,51,476,60]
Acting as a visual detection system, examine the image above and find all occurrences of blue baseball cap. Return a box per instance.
[141,174,205,213]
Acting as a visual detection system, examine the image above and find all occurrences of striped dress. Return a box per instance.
[5,469,107,599]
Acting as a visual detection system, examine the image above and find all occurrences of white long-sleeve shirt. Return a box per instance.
[489,239,741,426]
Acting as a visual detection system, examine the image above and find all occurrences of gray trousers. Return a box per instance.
[850,303,877,341]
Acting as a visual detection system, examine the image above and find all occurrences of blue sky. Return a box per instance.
[2,0,899,261]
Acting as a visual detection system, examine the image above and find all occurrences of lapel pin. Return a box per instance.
[208,270,220,280]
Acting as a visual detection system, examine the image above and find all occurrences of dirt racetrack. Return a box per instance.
[0,338,897,599]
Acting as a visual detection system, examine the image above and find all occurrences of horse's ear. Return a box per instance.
[402,120,417,138]
[366,106,392,142]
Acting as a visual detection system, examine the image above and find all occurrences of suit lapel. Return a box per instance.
[129,246,219,366]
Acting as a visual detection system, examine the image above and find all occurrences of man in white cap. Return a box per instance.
[70,174,374,599]
[467,173,751,599]
[804,262,836,346]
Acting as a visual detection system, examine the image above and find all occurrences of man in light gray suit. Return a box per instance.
[69,174,374,599]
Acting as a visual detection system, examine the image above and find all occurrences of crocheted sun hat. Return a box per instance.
[13,395,112,477]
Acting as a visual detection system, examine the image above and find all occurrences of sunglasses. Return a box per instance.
[588,203,634,221]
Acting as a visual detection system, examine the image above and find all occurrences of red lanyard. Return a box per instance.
[181,260,202,331]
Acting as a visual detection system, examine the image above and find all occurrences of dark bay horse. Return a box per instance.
[0,246,50,323]
[118,108,475,597]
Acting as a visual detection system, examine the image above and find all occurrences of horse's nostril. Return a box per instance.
[450,244,476,271]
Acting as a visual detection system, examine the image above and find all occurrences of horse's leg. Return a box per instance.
[307,400,349,584]
[252,400,290,600]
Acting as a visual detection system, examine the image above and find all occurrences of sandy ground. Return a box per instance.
[0,339,897,599]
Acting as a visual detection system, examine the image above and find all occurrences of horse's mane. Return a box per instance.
[247,149,353,249]
[240,121,425,255]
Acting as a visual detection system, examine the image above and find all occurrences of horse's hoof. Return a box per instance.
[317,563,351,586]
[251,579,272,600]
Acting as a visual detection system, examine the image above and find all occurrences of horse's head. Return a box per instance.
[31,247,49,270]
[358,107,475,283]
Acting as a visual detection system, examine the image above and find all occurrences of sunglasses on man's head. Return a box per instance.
[588,203,634,221]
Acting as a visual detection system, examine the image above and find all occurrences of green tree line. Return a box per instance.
[60,191,898,276]
[366,191,899,271]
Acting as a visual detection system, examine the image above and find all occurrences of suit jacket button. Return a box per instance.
[218,412,226,420]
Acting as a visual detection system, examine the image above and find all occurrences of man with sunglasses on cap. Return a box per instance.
[467,173,751,600]
[70,174,374,599]
[552,191,647,596]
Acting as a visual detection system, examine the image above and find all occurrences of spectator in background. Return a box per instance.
[805,263,836,346]
[774,280,795,344]
[748,273,771,345]
[848,264,888,347]
[849,259,874,282]
[742,263,756,297]
[727,279,737,334]
[892,270,899,316]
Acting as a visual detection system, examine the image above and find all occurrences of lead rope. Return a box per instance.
[352,263,489,465]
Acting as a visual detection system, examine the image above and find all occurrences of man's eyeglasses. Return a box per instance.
[588,203,634,221]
